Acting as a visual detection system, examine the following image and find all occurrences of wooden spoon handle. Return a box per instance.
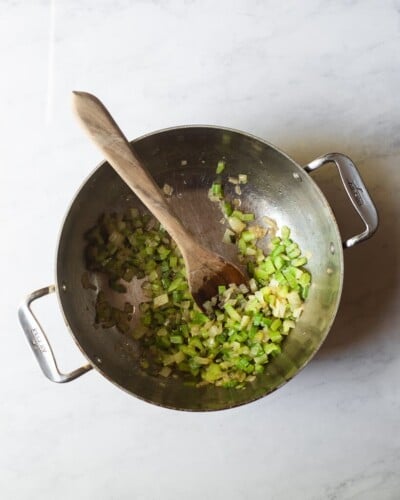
[72,91,195,253]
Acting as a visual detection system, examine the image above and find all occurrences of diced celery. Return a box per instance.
[228,216,246,234]
[221,201,233,216]
[84,189,311,390]
[202,363,222,382]
[216,160,226,174]
[274,255,284,270]
[224,304,242,322]
[170,335,183,344]
[292,256,308,267]
[241,213,255,221]
[270,318,282,331]
[153,294,169,308]
[281,226,290,240]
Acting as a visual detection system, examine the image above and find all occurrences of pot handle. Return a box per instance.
[18,285,93,383]
[304,153,378,248]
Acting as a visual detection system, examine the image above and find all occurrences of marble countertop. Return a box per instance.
[1,1,399,498]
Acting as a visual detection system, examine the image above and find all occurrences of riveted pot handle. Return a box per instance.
[18,285,93,383]
[304,153,379,248]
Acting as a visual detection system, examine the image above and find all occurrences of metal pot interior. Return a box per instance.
[56,126,343,410]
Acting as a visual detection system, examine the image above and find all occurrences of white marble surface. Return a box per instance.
[1,1,400,498]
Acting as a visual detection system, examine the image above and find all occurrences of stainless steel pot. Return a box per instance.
[18,126,378,411]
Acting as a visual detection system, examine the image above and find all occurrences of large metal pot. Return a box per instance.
[18,126,378,411]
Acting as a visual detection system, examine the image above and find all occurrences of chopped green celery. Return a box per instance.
[216,160,226,174]
[193,356,211,365]
[288,248,301,259]
[299,272,311,286]
[230,331,248,342]
[250,343,264,357]
[259,257,275,274]
[254,268,269,283]
[153,294,169,308]
[241,230,256,242]
[109,231,125,247]
[170,335,183,344]
[157,245,171,259]
[264,343,281,355]
[273,255,284,270]
[221,201,233,216]
[240,315,251,329]
[271,245,285,258]
[191,311,208,324]
[238,237,247,255]
[282,267,299,290]
[163,350,185,366]
[169,255,178,268]
[245,298,262,313]
[301,284,310,299]
[84,200,311,390]
[161,277,171,289]
[254,353,268,364]
[281,226,290,239]
[241,213,255,221]
[228,216,246,234]
[211,182,223,197]
[246,245,259,256]
[292,256,308,267]
[224,304,242,322]
[247,261,255,276]
[172,290,183,303]
[274,270,287,285]
[168,277,184,292]
[148,270,159,282]
[180,345,198,357]
[222,380,239,388]
[283,319,296,333]
[235,357,249,369]
[218,285,226,294]
[202,363,222,382]
[270,318,282,331]
[231,210,244,219]
[223,229,235,244]
[190,336,205,351]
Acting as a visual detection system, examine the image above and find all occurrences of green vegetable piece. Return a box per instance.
[241,230,256,242]
[170,335,183,344]
[228,216,246,234]
[273,255,285,270]
[281,226,290,240]
[299,272,311,286]
[202,363,222,382]
[271,244,285,258]
[224,304,242,322]
[216,160,226,174]
[221,201,233,216]
[84,203,312,390]
[212,182,223,198]
[241,213,255,221]
[264,343,281,355]
[153,293,169,308]
[218,285,227,294]
[292,257,308,267]
[270,318,282,331]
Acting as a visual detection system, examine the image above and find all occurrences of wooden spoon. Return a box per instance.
[72,91,246,309]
